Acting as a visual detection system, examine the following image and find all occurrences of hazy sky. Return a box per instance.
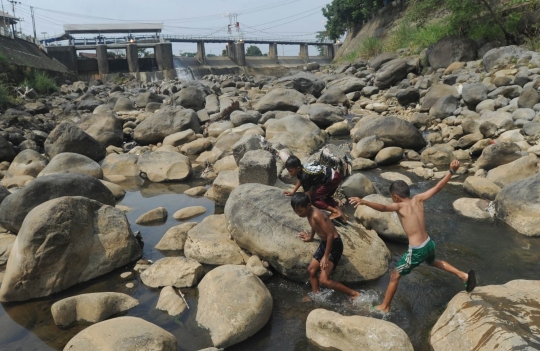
[5,0,332,55]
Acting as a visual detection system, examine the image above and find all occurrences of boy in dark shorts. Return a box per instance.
[291,192,360,300]
[284,156,346,221]
[349,160,476,313]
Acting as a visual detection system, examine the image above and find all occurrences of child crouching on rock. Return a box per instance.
[291,192,360,301]
[349,160,476,313]
[284,156,346,222]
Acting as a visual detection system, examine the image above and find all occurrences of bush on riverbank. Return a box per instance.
[23,71,58,95]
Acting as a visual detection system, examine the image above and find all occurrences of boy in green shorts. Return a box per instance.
[349,160,476,313]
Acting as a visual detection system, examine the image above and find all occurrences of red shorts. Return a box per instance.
[311,171,341,210]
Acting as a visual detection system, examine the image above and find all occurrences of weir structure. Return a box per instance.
[43,23,341,79]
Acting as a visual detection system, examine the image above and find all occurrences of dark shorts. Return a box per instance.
[313,236,343,268]
[311,171,341,210]
[396,237,436,276]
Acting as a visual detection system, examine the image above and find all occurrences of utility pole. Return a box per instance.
[7,0,19,38]
[0,0,7,37]
[30,6,36,42]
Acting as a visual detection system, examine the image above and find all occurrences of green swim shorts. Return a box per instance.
[396,237,436,276]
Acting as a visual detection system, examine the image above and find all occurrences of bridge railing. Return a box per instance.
[161,34,333,44]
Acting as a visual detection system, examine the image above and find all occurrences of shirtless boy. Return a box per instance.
[349,160,476,313]
[285,156,346,221]
[291,192,360,300]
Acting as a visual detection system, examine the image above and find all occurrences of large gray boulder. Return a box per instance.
[0,196,141,302]
[185,215,247,265]
[429,95,459,118]
[483,45,540,72]
[196,265,272,348]
[101,153,139,177]
[486,154,538,188]
[316,88,349,107]
[238,150,277,186]
[254,88,306,113]
[63,316,177,351]
[352,116,426,151]
[374,58,411,89]
[0,135,15,162]
[307,104,345,128]
[431,280,540,350]
[140,257,204,288]
[44,123,106,162]
[265,115,327,156]
[517,87,539,109]
[421,145,454,166]
[307,309,414,351]
[134,107,200,145]
[353,135,384,159]
[476,142,522,170]
[0,173,115,234]
[462,83,488,108]
[341,173,376,198]
[224,184,390,282]
[38,153,103,179]
[326,77,366,94]
[137,151,191,182]
[174,86,206,111]
[276,72,325,97]
[420,84,460,112]
[354,194,407,243]
[5,149,48,177]
[369,52,397,70]
[464,176,501,201]
[495,174,540,236]
[51,292,139,327]
[76,112,124,147]
[427,36,478,69]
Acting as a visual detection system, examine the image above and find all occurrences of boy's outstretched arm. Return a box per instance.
[349,197,400,212]
[416,160,460,202]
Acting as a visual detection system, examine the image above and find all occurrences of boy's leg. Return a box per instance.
[430,260,468,283]
[375,269,401,313]
[307,258,321,293]
[319,261,360,300]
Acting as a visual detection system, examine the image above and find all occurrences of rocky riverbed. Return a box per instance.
[1,41,540,350]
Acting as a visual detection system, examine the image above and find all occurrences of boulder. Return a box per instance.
[352,116,426,150]
[369,53,397,70]
[374,59,411,89]
[174,86,206,111]
[354,194,407,243]
[476,142,522,170]
[265,115,327,156]
[51,292,139,327]
[452,198,491,219]
[230,110,260,127]
[326,77,366,94]
[352,158,377,170]
[155,222,197,251]
[173,206,206,220]
[163,129,197,147]
[375,147,404,165]
[39,153,103,179]
[326,121,350,136]
[232,135,262,164]
[316,88,349,107]
[185,186,208,196]
[225,184,390,282]
[100,180,125,201]
[45,123,106,162]
[0,173,115,234]
[396,87,420,105]
[421,146,454,166]
[483,45,540,72]
[486,154,537,188]
[208,121,233,138]
[429,95,459,118]
[462,83,488,107]
[456,133,484,149]
[254,88,306,113]
[238,150,277,186]
[463,176,501,201]
[76,113,124,147]
[134,107,200,145]
[6,149,47,177]
[420,84,459,112]
[135,92,163,107]
[63,316,177,351]
[0,136,15,162]
[341,173,377,198]
[196,265,272,348]
[353,135,384,159]
[276,72,325,97]
[431,280,540,350]
[185,215,247,265]
[246,255,273,280]
[101,153,139,178]
[495,174,540,236]
[156,286,187,316]
[0,233,16,265]
[180,138,212,155]
[307,309,414,351]
[206,169,239,206]
[113,97,135,111]
[307,104,345,128]
[137,152,192,182]
[427,36,478,69]
[487,85,522,99]
[517,87,539,109]
[140,257,204,288]
[135,207,168,225]
[0,196,141,302]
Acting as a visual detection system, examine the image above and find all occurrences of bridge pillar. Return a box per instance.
[155,42,174,71]
[96,44,110,75]
[234,42,246,66]
[299,44,309,60]
[226,42,235,61]
[332,43,342,59]
[268,43,278,60]
[46,46,78,73]
[195,41,207,65]
[126,43,139,73]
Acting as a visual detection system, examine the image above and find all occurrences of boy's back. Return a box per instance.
[395,196,429,247]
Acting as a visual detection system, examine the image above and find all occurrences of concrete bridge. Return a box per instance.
[44,23,342,78]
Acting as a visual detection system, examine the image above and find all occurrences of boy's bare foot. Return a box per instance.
[373,304,389,313]
[350,291,361,301]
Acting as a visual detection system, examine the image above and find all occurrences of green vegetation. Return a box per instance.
[246,45,263,56]
[22,72,58,95]
[322,0,384,40]
[0,83,11,110]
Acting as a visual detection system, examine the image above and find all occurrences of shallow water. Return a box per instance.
[1,168,540,351]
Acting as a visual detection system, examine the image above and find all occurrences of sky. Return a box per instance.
[3,0,334,56]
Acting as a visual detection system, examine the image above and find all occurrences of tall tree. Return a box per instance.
[246,45,263,56]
